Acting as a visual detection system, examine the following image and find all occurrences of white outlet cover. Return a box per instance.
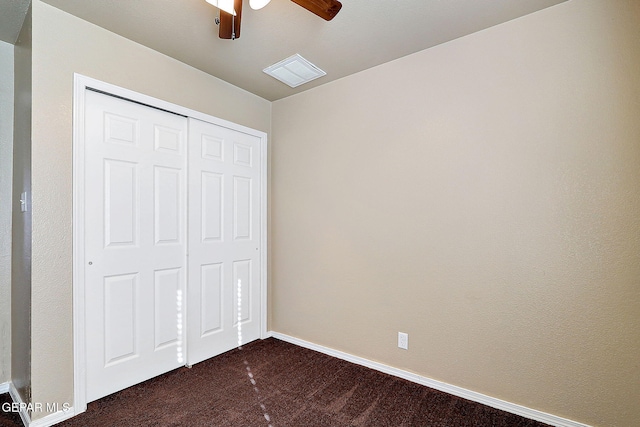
[398,332,408,350]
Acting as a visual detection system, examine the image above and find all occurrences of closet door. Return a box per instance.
[187,118,262,365]
[84,90,188,402]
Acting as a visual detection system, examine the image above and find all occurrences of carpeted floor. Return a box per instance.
[0,393,23,427]
[2,338,552,426]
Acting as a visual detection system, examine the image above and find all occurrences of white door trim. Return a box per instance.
[72,74,268,415]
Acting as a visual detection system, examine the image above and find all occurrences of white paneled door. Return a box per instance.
[187,118,262,365]
[82,90,263,403]
[84,90,188,402]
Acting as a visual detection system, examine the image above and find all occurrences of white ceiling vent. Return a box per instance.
[263,54,326,88]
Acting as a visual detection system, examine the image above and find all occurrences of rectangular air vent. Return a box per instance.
[263,54,326,88]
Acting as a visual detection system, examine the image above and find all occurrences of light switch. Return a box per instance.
[20,191,28,212]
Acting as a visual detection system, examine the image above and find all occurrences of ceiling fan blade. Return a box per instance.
[219,0,243,39]
[290,0,342,21]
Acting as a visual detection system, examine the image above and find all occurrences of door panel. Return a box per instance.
[85,90,187,402]
[187,118,262,365]
[201,262,224,335]
[154,167,182,244]
[233,259,252,324]
[201,172,224,241]
[153,268,182,349]
[103,273,137,365]
[233,176,252,240]
[104,160,138,247]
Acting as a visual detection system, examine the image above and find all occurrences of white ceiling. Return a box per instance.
[3,0,566,100]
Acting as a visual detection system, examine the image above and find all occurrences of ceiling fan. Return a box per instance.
[206,0,343,40]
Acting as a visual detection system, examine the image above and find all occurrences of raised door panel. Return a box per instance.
[154,268,182,350]
[103,273,138,365]
[201,263,223,336]
[104,160,138,247]
[233,176,252,241]
[154,167,182,245]
[201,172,224,242]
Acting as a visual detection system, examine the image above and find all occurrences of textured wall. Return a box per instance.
[11,5,32,403]
[0,40,14,385]
[29,0,271,419]
[271,1,640,426]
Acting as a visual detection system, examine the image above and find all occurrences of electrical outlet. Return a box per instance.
[398,332,408,350]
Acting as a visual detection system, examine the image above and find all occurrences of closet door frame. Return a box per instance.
[72,74,268,415]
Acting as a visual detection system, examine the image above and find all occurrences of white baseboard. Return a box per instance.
[1,381,76,427]
[7,381,30,427]
[269,332,591,427]
[29,407,76,427]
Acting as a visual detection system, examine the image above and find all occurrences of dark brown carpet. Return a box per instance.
[0,393,23,427]
[2,338,552,426]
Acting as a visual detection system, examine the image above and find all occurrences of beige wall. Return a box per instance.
[11,4,32,403]
[29,0,271,419]
[0,40,14,385]
[271,1,640,426]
